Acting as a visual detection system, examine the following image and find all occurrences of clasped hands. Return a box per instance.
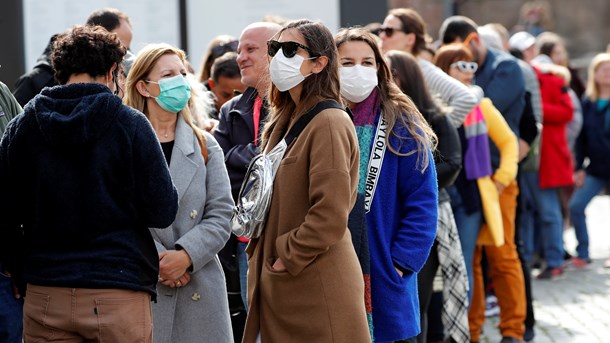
[158,249,192,288]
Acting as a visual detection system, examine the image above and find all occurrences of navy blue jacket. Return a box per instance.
[575,97,610,177]
[475,48,525,169]
[214,87,268,201]
[0,83,178,299]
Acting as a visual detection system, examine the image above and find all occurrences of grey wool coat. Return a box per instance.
[150,117,234,343]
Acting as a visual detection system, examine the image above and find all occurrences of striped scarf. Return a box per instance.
[463,105,492,180]
[349,89,380,341]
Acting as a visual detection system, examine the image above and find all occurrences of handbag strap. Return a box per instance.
[284,99,343,146]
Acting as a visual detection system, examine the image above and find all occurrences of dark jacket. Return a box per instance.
[576,97,610,177]
[13,35,58,107]
[0,83,178,299]
[213,87,267,201]
[429,113,462,203]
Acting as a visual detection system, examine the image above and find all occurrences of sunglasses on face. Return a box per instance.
[211,40,238,58]
[379,26,405,38]
[450,61,478,73]
[267,40,319,58]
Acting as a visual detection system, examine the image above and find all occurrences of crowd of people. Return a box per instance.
[0,4,609,343]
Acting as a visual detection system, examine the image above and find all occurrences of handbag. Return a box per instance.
[230,100,343,239]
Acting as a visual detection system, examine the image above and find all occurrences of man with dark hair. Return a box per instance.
[440,15,527,343]
[13,8,133,106]
[0,25,178,342]
[86,7,133,50]
[208,52,246,116]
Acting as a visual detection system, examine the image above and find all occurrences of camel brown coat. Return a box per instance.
[243,106,371,343]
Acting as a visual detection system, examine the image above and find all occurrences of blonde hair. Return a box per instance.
[585,53,610,101]
[124,43,208,161]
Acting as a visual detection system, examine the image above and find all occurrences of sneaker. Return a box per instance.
[523,327,535,342]
[536,266,564,280]
[485,294,500,317]
[570,257,592,269]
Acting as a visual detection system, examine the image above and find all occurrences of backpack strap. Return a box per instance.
[284,99,343,146]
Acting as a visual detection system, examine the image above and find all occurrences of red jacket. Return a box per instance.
[535,66,574,188]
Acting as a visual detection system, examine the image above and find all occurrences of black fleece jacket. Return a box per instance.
[0,83,178,299]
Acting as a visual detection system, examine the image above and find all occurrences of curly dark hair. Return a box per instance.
[52,25,126,85]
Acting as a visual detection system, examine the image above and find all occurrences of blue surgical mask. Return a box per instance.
[146,74,191,113]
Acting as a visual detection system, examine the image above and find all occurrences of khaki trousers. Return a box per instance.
[24,284,152,343]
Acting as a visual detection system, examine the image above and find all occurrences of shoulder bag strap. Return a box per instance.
[364,112,387,213]
[284,99,343,146]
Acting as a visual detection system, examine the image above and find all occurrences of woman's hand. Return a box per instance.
[160,272,191,288]
[159,249,192,281]
[272,258,287,272]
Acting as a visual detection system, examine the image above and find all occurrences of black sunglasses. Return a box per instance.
[267,40,319,58]
[379,26,406,38]
[211,40,238,58]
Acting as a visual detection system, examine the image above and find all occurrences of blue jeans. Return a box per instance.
[569,174,610,260]
[0,263,23,343]
[447,186,482,302]
[237,242,248,311]
[538,187,565,268]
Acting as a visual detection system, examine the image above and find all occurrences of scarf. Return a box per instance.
[463,105,492,180]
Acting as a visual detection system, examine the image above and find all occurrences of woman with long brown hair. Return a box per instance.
[335,27,438,343]
[242,20,370,342]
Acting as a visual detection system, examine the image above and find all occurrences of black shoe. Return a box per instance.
[500,337,522,343]
[523,327,535,342]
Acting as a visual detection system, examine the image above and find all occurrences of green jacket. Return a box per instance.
[0,82,22,135]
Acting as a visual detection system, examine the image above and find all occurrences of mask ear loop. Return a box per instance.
[112,69,120,96]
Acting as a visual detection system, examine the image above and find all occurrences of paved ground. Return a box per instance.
[480,196,610,343]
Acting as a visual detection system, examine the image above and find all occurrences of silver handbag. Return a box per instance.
[230,100,344,239]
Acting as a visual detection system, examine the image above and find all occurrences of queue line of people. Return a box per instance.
[1,5,610,343]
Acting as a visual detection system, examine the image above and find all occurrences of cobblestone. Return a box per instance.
[480,196,610,343]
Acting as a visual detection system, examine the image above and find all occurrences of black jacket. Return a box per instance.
[213,87,268,201]
[576,98,610,177]
[13,35,59,107]
[0,83,178,299]
[429,113,462,203]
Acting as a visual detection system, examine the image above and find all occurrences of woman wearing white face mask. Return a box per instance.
[335,27,439,343]
[124,43,235,343]
[242,20,370,343]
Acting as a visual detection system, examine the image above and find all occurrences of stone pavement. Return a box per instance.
[480,196,610,343]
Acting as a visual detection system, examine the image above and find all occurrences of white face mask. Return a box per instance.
[269,48,314,92]
[339,65,378,103]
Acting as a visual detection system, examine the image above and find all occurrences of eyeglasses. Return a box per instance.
[378,26,405,38]
[211,40,238,58]
[450,61,478,73]
[267,40,319,58]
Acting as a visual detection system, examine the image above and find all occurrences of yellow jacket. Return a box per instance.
[476,98,519,246]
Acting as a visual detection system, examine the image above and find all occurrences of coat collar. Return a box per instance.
[230,87,259,134]
[169,116,199,200]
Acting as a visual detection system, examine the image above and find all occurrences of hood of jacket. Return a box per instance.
[28,83,123,147]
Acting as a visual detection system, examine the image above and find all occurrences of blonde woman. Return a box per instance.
[569,53,610,269]
[124,43,234,343]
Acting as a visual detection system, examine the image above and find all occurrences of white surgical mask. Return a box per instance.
[269,48,314,92]
[339,65,378,103]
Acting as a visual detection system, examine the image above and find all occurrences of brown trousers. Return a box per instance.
[469,181,526,341]
[24,284,152,343]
